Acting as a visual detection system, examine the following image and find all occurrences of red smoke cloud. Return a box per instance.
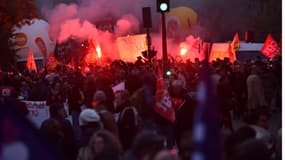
[115,14,140,36]
[46,3,78,41]
[43,0,204,62]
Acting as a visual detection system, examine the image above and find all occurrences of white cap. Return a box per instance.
[79,109,101,126]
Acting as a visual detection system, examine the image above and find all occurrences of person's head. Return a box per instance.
[132,130,165,159]
[79,108,101,127]
[88,130,122,156]
[233,139,271,160]
[40,118,63,141]
[92,90,107,107]
[225,126,256,159]
[114,90,130,107]
[52,81,61,91]
[49,104,67,119]
[62,80,70,89]
[20,81,28,90]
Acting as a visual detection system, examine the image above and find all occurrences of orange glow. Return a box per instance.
[117,34,147,62]
[96,45,102,58]
[180,48,188,56]
[209,43,236,62]
[85,38,101,64]
[84,50,97,64]
[179,43,189,56]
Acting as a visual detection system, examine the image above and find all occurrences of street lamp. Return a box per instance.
[157,0,169,12]
[157,0,169,76]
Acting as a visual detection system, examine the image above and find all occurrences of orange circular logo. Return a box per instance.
[14,32,27,46]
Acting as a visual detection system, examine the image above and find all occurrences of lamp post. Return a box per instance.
[157,0,169,75]
[161,12,168,74]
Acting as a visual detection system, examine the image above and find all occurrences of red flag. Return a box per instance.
[46,53,60,72]
[260,34,281,58]
[154,71,175,123]
[231,33,240,51]
[84,39,97,64]
[228,43,236,63]
[26,48,37,72]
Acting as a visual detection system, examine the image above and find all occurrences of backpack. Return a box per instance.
[118,106,143,133]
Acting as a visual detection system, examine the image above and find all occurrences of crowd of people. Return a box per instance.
[0,55,282,160]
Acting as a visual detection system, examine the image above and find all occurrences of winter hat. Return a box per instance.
[79,109,101,126]
[92,90,107,107]
[93,90,107,102]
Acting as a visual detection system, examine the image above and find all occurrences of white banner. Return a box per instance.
[23,101,72,128]
[112,82,125,93]
[23,101,49,128]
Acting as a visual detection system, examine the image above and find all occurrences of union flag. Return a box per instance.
[260,34,281,58]
[231,33,240,51]
[154,71,175,123]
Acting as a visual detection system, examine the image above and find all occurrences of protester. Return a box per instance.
[41,104,77,160]
[2,55,281,160]
[94,75,115,113]
[68,82,85,141]
[246,65,268,113]
[233,138,271,160]
[169,79,197,146]
[92,90,119,137]
[122,130,165,160]
[78,108,102,148]
[249,110,273,151]
[17,80,30,100]
[40,118,64,152]
[217,67,234,131]
[225,126,256,160]
[77,130,122,160]
[115,90,141,150]
[46,80,66,106]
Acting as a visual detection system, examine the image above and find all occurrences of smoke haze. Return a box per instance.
[38,0,276,61]
[115,14,140,37]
